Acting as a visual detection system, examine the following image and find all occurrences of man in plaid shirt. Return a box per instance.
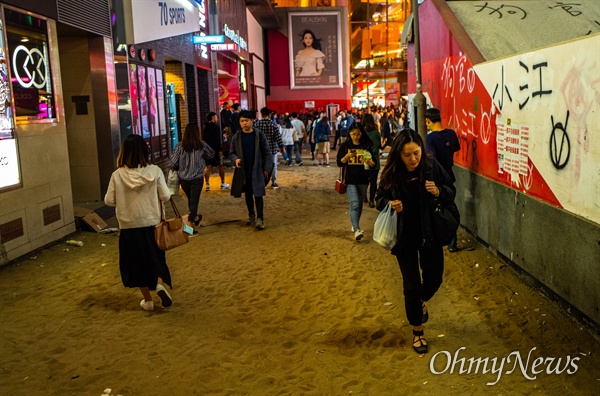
[254,107,286,188]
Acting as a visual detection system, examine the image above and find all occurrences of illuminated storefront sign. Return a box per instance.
[195,0,209,60]
[6,8,55,121]
[223,24,247,51]
[12,46,47,89]
[193,35,224,44]
[239,63,246,91]
[210,43,237,51]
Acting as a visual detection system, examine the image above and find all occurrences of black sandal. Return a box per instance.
[193,214,203,226]
[422,302,429,324]
[412,329,428,354]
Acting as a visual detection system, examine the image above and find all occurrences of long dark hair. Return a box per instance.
[299,29,322,51]
[345,122,372,149]
[117,134,149,168]
[380,129,426,189]
[282,116,293,129]
[181,123,204,152]
[362,113,378,132]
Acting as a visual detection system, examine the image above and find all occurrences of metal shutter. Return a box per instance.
[56,0,112,37]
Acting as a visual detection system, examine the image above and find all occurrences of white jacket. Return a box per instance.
[280,127,296,146]
[104,165,171,229]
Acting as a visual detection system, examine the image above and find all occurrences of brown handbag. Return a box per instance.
[154,197,190,251]
[335,166,347,194]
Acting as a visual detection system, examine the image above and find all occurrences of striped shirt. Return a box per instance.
[254,118,284,155]
[170,143,215,180]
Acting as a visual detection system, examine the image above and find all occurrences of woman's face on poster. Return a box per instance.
[303,32,314,48]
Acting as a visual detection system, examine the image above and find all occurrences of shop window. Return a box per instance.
[5,8,56,122]
[0,8,19,190]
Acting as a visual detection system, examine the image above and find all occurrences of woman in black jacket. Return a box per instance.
[375,129,456,354]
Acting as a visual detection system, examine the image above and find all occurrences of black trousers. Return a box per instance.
[395,243,444,326]
[244,181,264,219]
[366,168,379,202]
[180,177,204,222]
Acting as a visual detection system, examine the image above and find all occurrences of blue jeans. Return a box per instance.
[272,153,279,184]
[285,145,294,164]
[294,141,303,163]
[346,184,368,231]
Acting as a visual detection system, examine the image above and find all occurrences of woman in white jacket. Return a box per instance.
[104,134,173,311]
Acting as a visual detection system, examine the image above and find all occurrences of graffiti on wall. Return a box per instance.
[474,35,599,225]
[415,1,600,225]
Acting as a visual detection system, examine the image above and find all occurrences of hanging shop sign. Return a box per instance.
[222,24,247,51]
[210,43,237,51]
[194,0,210,63]
[193,35,224,44]
[125,0,200,44]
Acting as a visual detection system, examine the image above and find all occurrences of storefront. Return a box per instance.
[0,0,115,265]
[215,4,251,110]
[113,0,216,165]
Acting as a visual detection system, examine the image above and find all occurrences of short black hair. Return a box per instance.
[424,108,441,123]
[239,110,256,120]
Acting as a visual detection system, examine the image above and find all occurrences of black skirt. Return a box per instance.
[119,226,172,290]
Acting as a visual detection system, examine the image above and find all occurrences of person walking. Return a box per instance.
[254,107,285,189]
[314,115,332,166]
[339,111,354,146]
[104,134,174,311]
[290,112,306,166]
[375,129,456,354]
[362,113,382,208]
[425,107,461,252]
[336,123,376,241]
[220,101,232,132]
[306,116,317,165]
[332,110,344,150]
[203,112,230,191]
[229,110,274,230]
[170,123,215,234]
[230,103,241,133]
[280,117,296,166]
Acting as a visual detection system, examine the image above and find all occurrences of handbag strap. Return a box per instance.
[159,197,183,220]
[169,197,183,218]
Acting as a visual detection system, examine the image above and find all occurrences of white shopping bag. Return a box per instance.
[373,203,397,250]
[167,169,180,196]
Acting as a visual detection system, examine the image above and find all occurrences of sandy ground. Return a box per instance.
[0,156,599,396]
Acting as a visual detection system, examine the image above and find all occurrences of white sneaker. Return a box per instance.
[220,183,230,189]
[354,229,365,241]
[140,299,154,311]
[156,284,172,308]
[205,185,211,191]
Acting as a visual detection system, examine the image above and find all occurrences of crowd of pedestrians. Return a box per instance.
[106,100,461,357]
